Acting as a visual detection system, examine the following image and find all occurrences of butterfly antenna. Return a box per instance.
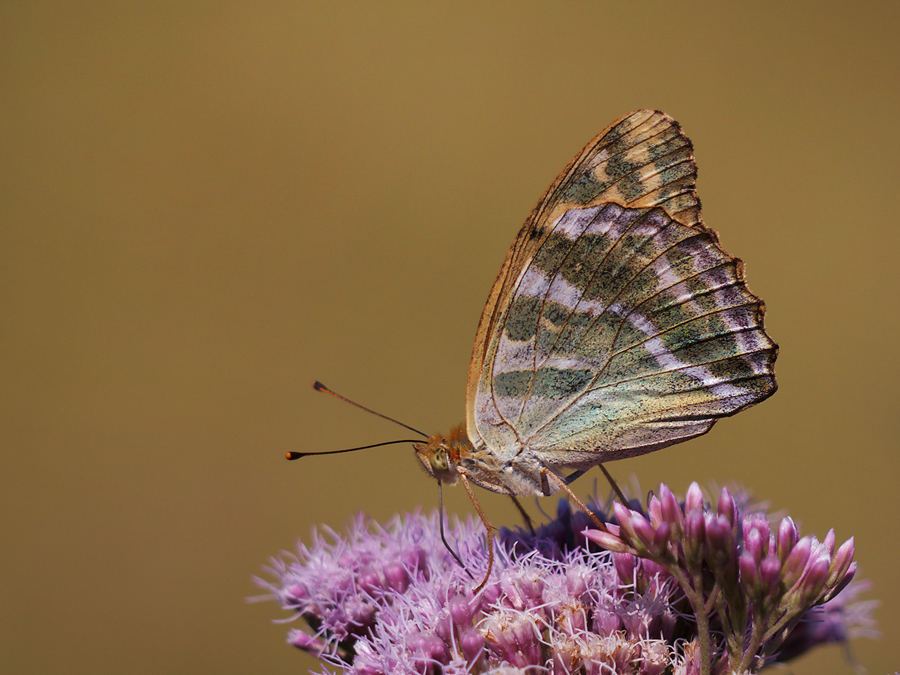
[313,381,428,438]
[286,438,422,460]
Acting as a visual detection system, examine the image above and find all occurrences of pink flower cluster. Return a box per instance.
[585,483,868,674]
[255,484,875,675]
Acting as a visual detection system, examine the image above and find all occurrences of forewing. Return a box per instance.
[466,110,777,465]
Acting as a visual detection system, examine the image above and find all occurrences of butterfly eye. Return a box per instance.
[432,447,449,472]
[414,439,452,481]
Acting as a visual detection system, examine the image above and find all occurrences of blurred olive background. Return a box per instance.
[2,2,897,673]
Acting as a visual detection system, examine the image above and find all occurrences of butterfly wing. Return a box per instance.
[465,110,777,473]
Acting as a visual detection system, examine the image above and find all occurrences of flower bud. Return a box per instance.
[742,515,770,563]
[760,553,782,596]
[777,516,799,563]
[684,509,706,565]
[584,528,632,554]
[783,536,813,588]
[660,483,685,533]
[717,486,736,526]
[613,551,637,584]
[829,537,854,586]
[685,482,704,513]
[460,627,484,663]
[800,556,831,603]
[739,549,761,596]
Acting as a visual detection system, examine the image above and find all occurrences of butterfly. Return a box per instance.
[413,110,777,500]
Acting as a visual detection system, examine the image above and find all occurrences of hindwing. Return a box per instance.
[465,110,777,467]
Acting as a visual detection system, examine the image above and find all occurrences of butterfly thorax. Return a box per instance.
[415,425,556,496]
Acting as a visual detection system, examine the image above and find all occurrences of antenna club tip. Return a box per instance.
[286,452,303,460]
[313,380,327,391]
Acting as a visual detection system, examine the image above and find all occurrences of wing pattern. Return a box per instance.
[465,111,777,466]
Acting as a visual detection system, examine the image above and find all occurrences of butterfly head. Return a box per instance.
[413,425,473,485]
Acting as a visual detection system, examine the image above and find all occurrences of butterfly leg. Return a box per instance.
[508,495,535,535]
[563,465,627,504]
[596,463,628,505]
[564,469,588,484]
[539,467,611,533]
[458,469,494,594]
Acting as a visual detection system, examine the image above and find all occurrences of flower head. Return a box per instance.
[255,485,874,674]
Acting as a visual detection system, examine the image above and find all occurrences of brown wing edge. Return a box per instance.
[465,110,777,446]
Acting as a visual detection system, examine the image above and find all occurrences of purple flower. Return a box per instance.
[255,485,875,674]
[584,483,872,674]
